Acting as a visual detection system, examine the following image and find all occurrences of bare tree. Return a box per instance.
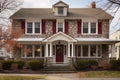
[0,0,22,19]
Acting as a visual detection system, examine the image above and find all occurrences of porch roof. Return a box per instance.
[75,38,120,44]
[16,35,45,42]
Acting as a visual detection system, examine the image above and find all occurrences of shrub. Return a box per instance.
[75,60,90,70]
[89,60,98,66]
[102,63,112,70]
[2,60,14,70]
[14,60,25,69]
[28,60,44,70]
[110,60,120,70]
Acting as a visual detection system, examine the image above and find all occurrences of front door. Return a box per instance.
[56,45,64,63]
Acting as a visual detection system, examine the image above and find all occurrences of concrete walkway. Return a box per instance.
[0,73,120,80]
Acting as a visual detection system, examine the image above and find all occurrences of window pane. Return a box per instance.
[58,22,63,32]
[34,45,41,57]
[98,45,101,57]
[35,22,40,33]
[90,45,96,57]
[91,23,96,33]
[27,22,32,33]
[83,45,88,56]
[58,7,63,14]
[26,45,32,57]
[83,22,88,33]
[78,45,81,57]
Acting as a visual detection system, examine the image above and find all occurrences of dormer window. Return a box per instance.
[52,1,69,16]
[58,7,63,14]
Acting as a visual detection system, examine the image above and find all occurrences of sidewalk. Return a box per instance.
[0,73,120,80]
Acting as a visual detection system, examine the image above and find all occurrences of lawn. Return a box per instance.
[0,75,46,80]
[77,71,120,78]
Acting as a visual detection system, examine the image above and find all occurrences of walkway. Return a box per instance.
[0,73,120,80]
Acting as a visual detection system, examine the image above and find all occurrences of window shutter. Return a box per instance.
[52,20,56,34]
[98,20,102,34]
[64,20,68,34]
[77,20,82,34]
[42,20,46,34]
[21,19,25,33]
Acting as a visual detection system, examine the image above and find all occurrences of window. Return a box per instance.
[27,22,33,33]
[90,45,96,57]
[77,45,81,57]
[58,7,63,14]
[83,45,89,56]
[23,45,44,58]
[83,22,88,33]
[26,45,32,57]
[35,22,40,33]
[82,22,97,34]
[34,45,41,57]
[26,22,41,34]
[91,22,96,33]
[58,22,63,32]
[76,45,102,58]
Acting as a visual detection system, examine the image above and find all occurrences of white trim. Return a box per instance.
[56,20,64,32]
[43,32,77,42]
[76,44,102,58]
[25,19,42,35]
[82,21,98,35]
[22,44,44,58]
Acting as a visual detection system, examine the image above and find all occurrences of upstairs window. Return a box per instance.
[58,22,64,32]
[83,22,88,33]
[58,7,63,14]
[35,22,40,33]
[82,22,97,34]
[26,22,41,34]
[91,22,96,33]
[27,22,33,33]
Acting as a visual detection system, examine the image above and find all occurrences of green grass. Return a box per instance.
[77,71,120,78]
[0,75,46,80]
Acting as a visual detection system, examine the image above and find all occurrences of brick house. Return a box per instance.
[10,1,119,67]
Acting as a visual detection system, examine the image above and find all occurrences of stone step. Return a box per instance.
[42,66,76,73]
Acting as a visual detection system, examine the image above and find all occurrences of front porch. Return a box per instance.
[15,32,119,67]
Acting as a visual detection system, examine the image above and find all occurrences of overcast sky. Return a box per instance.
[20,0,120,34]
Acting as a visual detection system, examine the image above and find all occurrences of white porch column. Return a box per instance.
[68,42,70,57]
[50,42,52,57]
[45,43,48,57]
[71,43,74,57]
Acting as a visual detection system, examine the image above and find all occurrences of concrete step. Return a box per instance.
[42,66,76,73]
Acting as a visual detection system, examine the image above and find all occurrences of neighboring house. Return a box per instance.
[0,48,12,60]
[10,1,119,66]
[110,29,120,60]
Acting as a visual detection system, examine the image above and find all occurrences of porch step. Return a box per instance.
[42,66,76,73]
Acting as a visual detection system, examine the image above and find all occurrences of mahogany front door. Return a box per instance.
[56,45,64,62]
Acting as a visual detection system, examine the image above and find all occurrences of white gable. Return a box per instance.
[44,32,77,42]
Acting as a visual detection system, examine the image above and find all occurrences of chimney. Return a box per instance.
[90,1,96,8]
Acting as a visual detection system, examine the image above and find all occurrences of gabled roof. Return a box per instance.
[10,8,113,19]
[43,32,77,42]
[52,0,69,7]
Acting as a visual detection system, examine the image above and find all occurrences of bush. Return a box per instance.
[14,60,25,69]
[75,60,90,70]
[89,60,98,66]
[2,60,14,70]
[110,60,120,70]
[28,60,43,70]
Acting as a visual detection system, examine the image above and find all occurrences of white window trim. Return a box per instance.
[77,45,102,58]
[25,20,42,35]
[82,21,98,35]
[56,21,64,32]
[22,45,44,58]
